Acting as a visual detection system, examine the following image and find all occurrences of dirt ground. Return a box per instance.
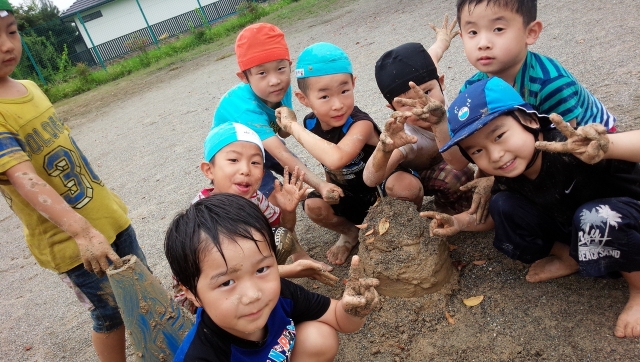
[1,0,640,360]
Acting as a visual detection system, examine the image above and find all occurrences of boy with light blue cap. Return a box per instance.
[422,77,640,338]
[276,42,381,265]
[173,123,338,313]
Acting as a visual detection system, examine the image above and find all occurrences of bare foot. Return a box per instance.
[525,255,578,282]
[326,234,358,265]
[614,292,640,338]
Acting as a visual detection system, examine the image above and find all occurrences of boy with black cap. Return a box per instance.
[276,42,381,265]
[423,77,640,339]
[0,1,148,360]
[365,20,475,213]
[213,23,342,205]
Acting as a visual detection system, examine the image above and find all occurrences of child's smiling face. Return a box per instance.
[186,231,280,341]
[203,141,264,198]
[459,114,541,179]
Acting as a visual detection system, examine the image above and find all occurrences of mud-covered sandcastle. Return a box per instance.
[358,197,455,298]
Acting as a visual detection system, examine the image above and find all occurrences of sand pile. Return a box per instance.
[358,197,455,297]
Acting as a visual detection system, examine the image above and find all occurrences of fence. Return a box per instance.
[16,0,261,86]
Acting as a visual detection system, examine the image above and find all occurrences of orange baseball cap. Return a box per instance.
[235,23,290,72]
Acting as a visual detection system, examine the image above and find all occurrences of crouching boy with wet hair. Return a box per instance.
[165,193,380,361]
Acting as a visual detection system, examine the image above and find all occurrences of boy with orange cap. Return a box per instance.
[213,23,343,205]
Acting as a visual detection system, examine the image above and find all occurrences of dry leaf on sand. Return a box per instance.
[378,217,390,235]
[365,229,374,236]
[462,295,484,307]
[445,311,456,325]
[472,260,486,266]
[355,223,368,229]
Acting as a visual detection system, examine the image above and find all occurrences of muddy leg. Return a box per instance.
[304,197,359,265]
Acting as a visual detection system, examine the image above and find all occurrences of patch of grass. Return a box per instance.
[44,0,331,103]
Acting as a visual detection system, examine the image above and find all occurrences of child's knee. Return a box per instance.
[385,172,423,201]
[291,321,338,362]
[304,197,332,220]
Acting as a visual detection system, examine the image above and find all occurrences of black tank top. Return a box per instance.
[303,106,381,196]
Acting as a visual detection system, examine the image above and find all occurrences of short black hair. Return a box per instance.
[456,0,537,27]
[297,74,354,96]
[164,193,276,301]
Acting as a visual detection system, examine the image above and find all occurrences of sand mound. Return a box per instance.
[358,197,455,297]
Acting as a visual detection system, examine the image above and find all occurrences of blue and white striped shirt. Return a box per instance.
[461,51,616,130]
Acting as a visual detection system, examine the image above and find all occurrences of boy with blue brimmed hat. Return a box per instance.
[275,42,381,265]
[422,76,640,339]
[173,122,338,313]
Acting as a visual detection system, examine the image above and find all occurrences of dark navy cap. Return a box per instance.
[374,42,439,105]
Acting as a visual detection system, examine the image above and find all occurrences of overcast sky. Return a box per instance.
[16,0,77,12]
[52,0,76,12]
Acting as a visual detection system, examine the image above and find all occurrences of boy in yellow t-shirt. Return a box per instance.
[0,2,147,361]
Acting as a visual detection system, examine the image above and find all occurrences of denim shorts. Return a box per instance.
[59,225,148,333]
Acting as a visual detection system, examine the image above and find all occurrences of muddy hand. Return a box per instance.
[430,13,459,45]
[379,115,417,152]
[343,256,380,318]
[460,176,494,224]
[76,230,122,277]
[275,106,298,134]
[292,259,339,286]
[391,82,446,125]
[272,166,308,212]
[420,211,461,237]
[535,114,609,164]
[318,181,343,205]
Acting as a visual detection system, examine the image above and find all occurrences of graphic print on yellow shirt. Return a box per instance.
[0,80,130,272]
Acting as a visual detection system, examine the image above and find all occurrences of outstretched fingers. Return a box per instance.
[549,113,576,138]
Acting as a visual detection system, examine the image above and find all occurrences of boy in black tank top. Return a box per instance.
[275,42,380,265]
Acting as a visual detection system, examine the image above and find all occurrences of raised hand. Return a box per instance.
[342,256,380,318]
[430,14,459,45]
[460,176,494,224]
[379,115,418,152]
[275,106,298,134]
[535,114,609,164]
[272,166,308,212]
[391,82,446,125]
[420,211,461,237]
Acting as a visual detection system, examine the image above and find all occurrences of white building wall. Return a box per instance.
[73,0,223,46]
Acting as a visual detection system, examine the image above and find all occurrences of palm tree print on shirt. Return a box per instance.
[577,205,622,260]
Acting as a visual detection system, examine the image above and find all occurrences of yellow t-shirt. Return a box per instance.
[0,80,130,273]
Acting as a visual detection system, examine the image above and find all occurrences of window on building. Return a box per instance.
[82,10,103,22]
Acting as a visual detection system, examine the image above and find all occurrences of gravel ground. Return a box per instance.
[1,0,640,360]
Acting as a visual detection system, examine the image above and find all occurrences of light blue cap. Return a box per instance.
[295,42,352,79]
[204,123,265,162]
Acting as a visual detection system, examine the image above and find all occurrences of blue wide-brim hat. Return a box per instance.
[440,77,538,153]
[295,42,352,79]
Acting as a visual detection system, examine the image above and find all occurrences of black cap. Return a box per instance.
[374,42,439,105]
